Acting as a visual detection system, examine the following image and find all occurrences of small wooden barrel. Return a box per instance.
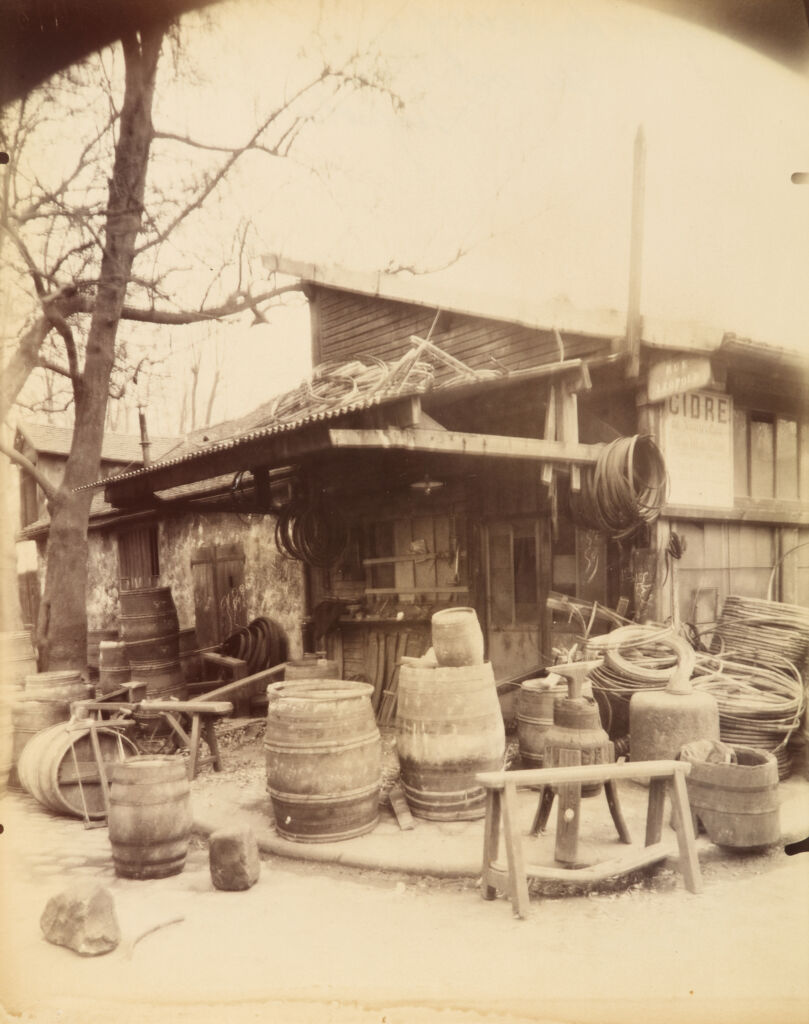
[98,641,131,694]
[125,633,181,665]
[683,745,781,848]
[431,607,485,667]
[1,630,38,696]
[9,698,71,786]
[517,677,567,768]
[0,697,12,795]
[23,670,92,702]
[119,587,180,643]
[108,756,192,878]
[396,662,505,820]
[18,721,138,819]
[265,680,381,842]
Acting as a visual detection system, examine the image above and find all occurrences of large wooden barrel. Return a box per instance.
[431,607,485,667]
[396,662,505,820]
[265,680,381,842]
[98,640,131,694]
[682,745,781,848]
[178,628,205,685]
[17,721,138,819]
[24,670,92,702]
[10,699,71,786]
[119,587,180,643]
[108,756,192,878]
[517,676,567,767]
[128,660,187,699]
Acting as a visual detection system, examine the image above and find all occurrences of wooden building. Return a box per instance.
[90,260,809,719]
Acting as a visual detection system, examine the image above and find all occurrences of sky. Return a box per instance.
[16,0,809,436]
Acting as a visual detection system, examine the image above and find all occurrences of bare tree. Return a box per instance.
[0,16,405,667]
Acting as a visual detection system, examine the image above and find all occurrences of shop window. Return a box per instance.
[118,525,160,591]
[735,409,801,501]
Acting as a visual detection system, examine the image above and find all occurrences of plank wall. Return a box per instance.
[312,287,608,373]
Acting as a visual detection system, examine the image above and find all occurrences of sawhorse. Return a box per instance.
[476,760,702,919]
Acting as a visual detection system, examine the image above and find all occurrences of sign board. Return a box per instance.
[660,390,734,508]
[647,356,712,403]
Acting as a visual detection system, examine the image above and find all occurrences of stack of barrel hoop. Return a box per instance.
[587,599,808,781]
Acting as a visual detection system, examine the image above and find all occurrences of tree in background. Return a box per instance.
[0,9,403,667]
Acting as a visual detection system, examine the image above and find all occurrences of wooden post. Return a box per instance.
[625,124,646,379]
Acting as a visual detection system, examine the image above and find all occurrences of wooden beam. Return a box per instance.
[329,426,603,465]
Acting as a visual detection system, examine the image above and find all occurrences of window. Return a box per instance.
[118,526,160,591]
[734,409,801,501]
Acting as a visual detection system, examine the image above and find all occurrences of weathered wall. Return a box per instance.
[159,511,305,657]
[81,510,306,656]
[86,530,120,630]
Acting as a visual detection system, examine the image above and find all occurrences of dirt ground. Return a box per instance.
[2,723,808,1024]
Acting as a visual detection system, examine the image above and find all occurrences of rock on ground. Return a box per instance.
[40,882,120,956]
[209,826,261,891]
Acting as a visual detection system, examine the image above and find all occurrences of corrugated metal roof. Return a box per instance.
[16,421,179,465]
[79,379,433,492]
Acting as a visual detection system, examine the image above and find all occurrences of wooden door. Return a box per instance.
[484,517,549,681]
[191,543,247,646]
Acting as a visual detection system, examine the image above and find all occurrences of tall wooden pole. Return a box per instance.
[626,124,646,378]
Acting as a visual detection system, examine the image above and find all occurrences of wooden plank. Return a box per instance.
[476,760,690,789]
[388,784,415,830]
[554,747,582,865]
[541,385,557,486]
[139,700,233,715]
[501,781,530,919]
[481,788,502,900]
[645,778,668,847]
[329,427,603,465]
[523,843,670,884]
[669,770,703,894]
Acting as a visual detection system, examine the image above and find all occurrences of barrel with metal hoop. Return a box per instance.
[265,679,381,842]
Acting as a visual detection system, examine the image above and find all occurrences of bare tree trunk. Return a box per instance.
[37,24,165,669]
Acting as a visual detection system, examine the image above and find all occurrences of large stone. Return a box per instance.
[41,882,120,956]
[209,826,261,891]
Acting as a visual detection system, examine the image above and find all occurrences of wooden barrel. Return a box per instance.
[431,607,485,667]
[119,587,180,643]
[87,629,118,671]
[265,680,381,842]
[1,630,38,696]
[0,698,12,795]
[98,640,131,694]
[108,756,192,878]
[24,670,92,702]
[284,657,339,680]
[10,699,71,786]
[682,745,781,848]
[125,633,181,665]
[517,676,567,767]
[396,662,505,821]
[17,721,138,819]
[129,659,187,699]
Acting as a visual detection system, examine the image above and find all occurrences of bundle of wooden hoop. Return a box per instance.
[586,619,805,778]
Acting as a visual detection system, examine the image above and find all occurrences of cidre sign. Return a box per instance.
[660,390,734,508]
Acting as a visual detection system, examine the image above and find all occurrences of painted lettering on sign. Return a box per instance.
[661,390,734,509]
[647,356,712,403]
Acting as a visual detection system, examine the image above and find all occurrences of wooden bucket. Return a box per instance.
[396,662,505,820]
[10,699,71,785]
[431,607,484,667]
[17,721,138,819]
[517,677,567,767]
[265,679,381,842]
[683,745,781,848]
[108,756,192,878]
[23,670,92,702]
[119,587,180,643]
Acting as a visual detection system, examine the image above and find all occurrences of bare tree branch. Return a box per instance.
[0,437,58,500]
